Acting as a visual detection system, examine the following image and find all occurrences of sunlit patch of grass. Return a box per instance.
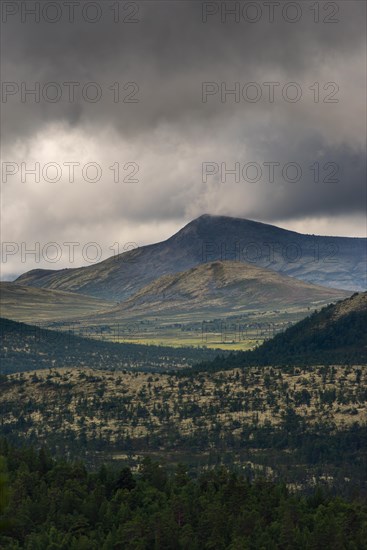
[113,336,259,350]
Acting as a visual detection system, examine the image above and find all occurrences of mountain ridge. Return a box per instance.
[15,215,366,299]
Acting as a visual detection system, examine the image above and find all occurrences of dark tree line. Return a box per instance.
[0,440,367,549]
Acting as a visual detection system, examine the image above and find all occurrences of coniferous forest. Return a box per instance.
[1,441,367,550]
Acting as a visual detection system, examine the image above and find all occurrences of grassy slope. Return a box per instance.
[0,282,115,322]
[113,260,350,313]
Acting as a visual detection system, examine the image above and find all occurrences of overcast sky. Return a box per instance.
[1,0,366,279]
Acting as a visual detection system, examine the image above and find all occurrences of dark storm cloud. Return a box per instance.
[246,141,366,220]
[2,1,365,141]
[0,0,366,277]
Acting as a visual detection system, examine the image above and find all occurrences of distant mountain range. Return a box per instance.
[15,215,366,300]
[194,292,367,370]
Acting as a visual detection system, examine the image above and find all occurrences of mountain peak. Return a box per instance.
[15,215,367,299]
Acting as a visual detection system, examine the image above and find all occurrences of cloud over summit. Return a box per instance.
[1,1,366,278]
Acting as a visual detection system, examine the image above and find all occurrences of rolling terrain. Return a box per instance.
[4,259,351,350]
[15,215,367,300]
[0,282,114,323]
[1,291,366,497]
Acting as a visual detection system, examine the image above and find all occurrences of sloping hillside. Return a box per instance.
[94,261,350,318]
[193,292,367,369]
[0,282,114,322]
